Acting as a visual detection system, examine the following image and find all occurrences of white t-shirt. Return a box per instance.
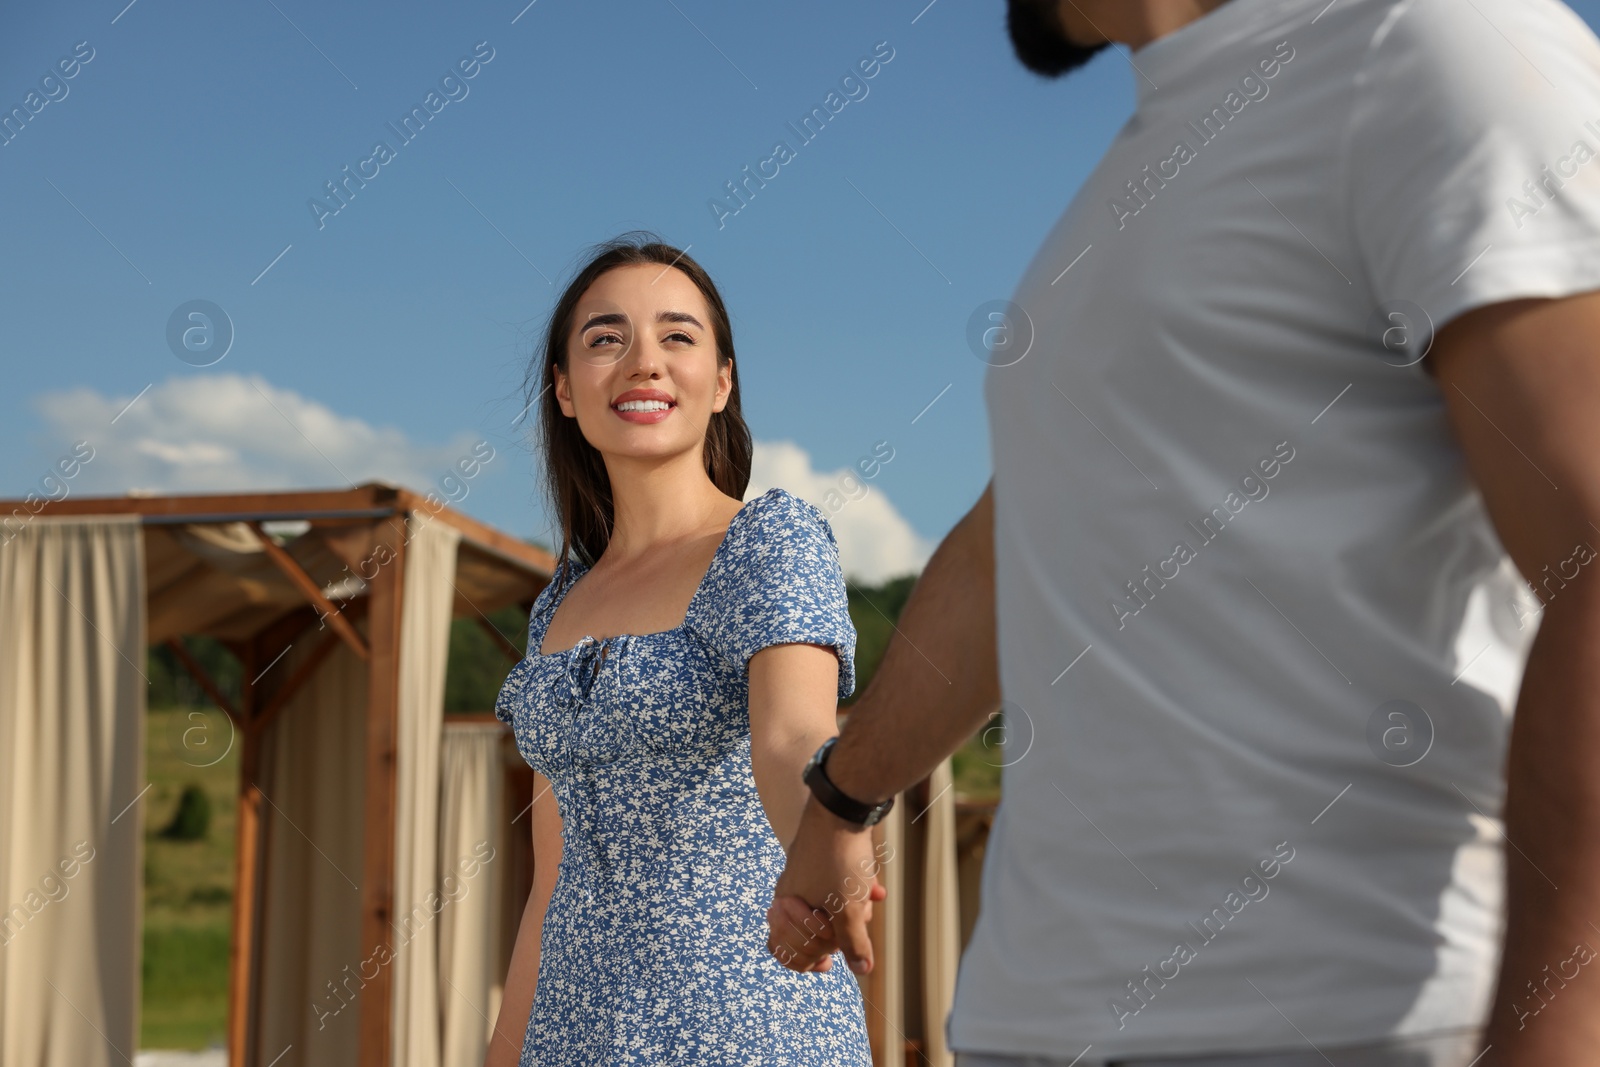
[956,0,1600,1059]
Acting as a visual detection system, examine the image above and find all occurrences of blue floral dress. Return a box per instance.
[494,487,874,1066]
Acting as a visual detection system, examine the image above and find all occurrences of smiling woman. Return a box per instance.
[486,233,873,1067]
[526,234,751,576]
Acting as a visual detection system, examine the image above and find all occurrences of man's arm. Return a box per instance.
[1427,290,1600,1066]
[827,479,1002,804]
[766,479,1001,973]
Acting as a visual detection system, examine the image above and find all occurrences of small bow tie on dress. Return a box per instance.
[556,635,631,889]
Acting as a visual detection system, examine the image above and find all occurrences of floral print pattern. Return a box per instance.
[494,487,870,1066]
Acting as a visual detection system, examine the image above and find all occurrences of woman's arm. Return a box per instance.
[750,643,886,975]
[748,643,851,851]
[748,643,845,853]
[484,770,562,1067]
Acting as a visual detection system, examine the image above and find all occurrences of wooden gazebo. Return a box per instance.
[0,481,551,1066]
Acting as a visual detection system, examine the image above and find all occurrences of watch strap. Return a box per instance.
[804,738,893,827]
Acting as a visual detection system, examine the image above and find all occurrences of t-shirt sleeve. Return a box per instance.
[1345,0,1600,344]
[716,490,858,702]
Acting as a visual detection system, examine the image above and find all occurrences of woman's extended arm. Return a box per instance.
[768,480,998,974]
[484,770,562,1067]
[747,642,845,852]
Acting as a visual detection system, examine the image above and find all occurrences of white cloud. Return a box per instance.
[748,439,931,584]
[28,376,933,585]
[32,374,483,496]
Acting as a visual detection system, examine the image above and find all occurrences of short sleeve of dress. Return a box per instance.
[712,490,858,702]
[493,558,577,726]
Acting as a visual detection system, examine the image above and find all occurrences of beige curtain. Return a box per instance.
[873,792,907,1067]
[390,518,461,1067]
[254,625,370,1064]
[0,516,145,1067]
[865,759,962,1067]
[921,757,960,1067]
[437,722,512,1067]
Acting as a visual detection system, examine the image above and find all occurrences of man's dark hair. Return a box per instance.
[1006,0,1110,78]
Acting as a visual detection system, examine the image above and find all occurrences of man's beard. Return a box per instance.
[1006,0,1110,77]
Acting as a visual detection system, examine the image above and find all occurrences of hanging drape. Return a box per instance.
[254,624,370,1064]
[390,517,461,1067]
[862,755,962,1067]
[0,517,145,1067]
[921,756,960,1067]
[874,789,908,1067]
[437,721,512,1067]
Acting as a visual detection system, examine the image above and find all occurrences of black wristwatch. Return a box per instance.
[802,737,894,828]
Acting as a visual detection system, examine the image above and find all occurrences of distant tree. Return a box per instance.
[445,604,531,713]
[160,784,212,841]
[846,573,920,703]
[147,637,241,709]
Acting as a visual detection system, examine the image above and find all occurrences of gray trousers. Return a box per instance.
[955,1029,1483,1067]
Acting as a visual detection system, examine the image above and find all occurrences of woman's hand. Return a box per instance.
[766,795,889,975]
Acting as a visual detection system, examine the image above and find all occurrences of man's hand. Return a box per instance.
[762,480,999,976]
[766,796,889,975]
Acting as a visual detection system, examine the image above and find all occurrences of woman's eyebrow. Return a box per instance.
[658,310,704,329]
[579,312,627,331]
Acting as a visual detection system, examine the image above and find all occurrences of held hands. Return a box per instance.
[765,796,892,974]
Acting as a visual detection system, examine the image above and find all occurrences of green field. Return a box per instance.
[141,704,238,1050]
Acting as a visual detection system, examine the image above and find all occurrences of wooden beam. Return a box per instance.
[163,637,242,725]
[228,645,265,1067]
[443,712,509,726]
[474,612,523,664]
[358,518,407,1067]
[0,482,399,520]
[0,480,553,581]
[391,488,556,576]
[248,603,327,666]
[315,520,383,578]
[248,522,369,662]
[250,599,369,739]
[253,626,344,738]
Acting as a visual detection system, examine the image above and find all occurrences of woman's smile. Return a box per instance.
[611,387,677,424]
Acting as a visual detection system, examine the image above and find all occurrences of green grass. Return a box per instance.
[141,925,231,1049]
[142,704,238,1051]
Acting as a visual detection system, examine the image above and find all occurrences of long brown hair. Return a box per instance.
[524,232,754,593]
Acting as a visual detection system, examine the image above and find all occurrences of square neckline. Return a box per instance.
[533,487,778,659]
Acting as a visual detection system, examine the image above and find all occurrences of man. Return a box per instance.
[767,1,1600,1065]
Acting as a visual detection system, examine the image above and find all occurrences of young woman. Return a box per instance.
[487,234,874,1066]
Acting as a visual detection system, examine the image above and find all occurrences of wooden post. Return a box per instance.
[358,517,408,1067]
[227,646,264,1067]
[865,814,889,1064]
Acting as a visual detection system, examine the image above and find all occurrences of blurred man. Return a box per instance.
[769,1,1600,1065]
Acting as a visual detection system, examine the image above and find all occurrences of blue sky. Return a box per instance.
[6,0,1600,581]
